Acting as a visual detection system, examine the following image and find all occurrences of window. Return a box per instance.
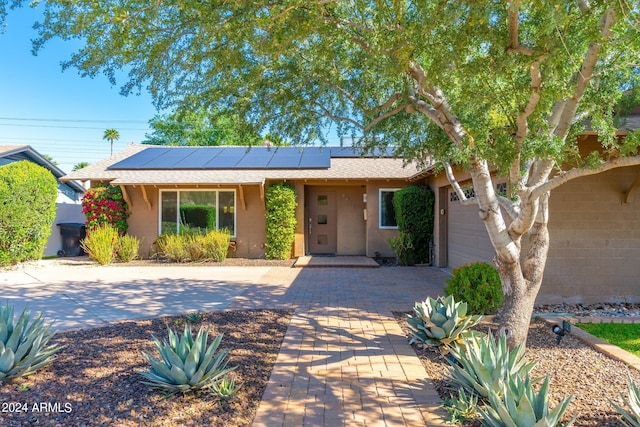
[379,189,399,229]
[159,189,236,236]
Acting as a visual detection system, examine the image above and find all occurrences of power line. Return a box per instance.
[0,117,150,124]
[0,123,149,131]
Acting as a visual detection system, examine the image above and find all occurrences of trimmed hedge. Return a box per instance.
[392,185,435,264]
[265,184,297,260]
[444,262,503,315]
[180,204,216,230]
[0,161,57,266]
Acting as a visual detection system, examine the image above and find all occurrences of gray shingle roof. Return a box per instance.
[61,144,429,185]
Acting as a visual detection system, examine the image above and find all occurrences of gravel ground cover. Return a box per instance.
[0,309,292,426]
[395,314,639,426]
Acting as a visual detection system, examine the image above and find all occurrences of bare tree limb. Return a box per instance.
[497,195,520,221]
[367,92,403,114]
[506,0,534,55]
[531,155,640,199]
[444,162,478,206]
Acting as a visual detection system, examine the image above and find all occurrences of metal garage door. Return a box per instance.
[447,187,495,269]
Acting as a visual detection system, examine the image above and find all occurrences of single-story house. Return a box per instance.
[62,135,640,305]
[0,145,86,257]
[61,144,424,259]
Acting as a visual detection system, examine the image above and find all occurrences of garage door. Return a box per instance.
[447,187,495,269]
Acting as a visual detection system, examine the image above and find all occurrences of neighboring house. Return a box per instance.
[61,144,423,259]
[0,145,86,257]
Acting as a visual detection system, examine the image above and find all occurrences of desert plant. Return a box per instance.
[392,185,435,264]
[0,161,57,267]
[200,229,231,262]
[445,262,503,315]
[478,375,575,427]
[447,333,538,399]
[81,224,119,265]
[116,234,140,262]
[443,389,479,424]
[156,233,190,262]
[407,295,483,348]
[265,184,297,260]
[185,312,203,324]
[140,325,236,396]
[387,231,415,266]
[0,303,61,385]
[209,373,242,400]
[611,374,640,426]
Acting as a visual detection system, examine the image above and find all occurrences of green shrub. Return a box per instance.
[265,184,297,260]
[388,231,415,266]
[0,161,57,267]
[156,229,230,262]
[445,262,503,315]
[117,234,140,262]
[0,303,61,385]
[140,325,236,397]
[156,233,190,262]
[393,185,435,264]
[200,229,230,262]
[179,204,216,231]
[81,224,119,265]
[442,389,479,424]
[82,185,129,234]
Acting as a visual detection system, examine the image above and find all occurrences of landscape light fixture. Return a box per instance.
[551,320,572,345]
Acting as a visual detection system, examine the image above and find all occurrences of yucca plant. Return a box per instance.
[0,303,60,385]
[140,325,236,397]
[407,295,483,348]
[447,333,538,398]
[611,374,640,426]
[478,375,575,427]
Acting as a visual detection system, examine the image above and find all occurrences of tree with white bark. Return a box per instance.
[5,0,640,347]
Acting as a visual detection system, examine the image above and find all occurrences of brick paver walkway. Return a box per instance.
[228,266,450,426]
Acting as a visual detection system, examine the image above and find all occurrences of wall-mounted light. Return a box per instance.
[551,320,571,345]
[363,194,367,203]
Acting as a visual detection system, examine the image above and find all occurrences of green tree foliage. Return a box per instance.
[265,184,297,260]
[72,162,90,171]
[143,108,262,146]
[393,185,435,264]
[25,1,640,347]
[0,161,57,266]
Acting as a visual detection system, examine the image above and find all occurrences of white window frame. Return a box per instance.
[379,188,400,229]
[158,188,237,237]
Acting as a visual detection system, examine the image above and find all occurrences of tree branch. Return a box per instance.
[506,0,534,55]
[367,92,403,114]
[531,155,640,199]
[444,162,477,206]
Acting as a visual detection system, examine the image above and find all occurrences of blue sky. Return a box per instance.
[0,6,158,173]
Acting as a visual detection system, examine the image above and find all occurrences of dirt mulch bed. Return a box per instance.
[394,314,637,426]
[0,309,292,426]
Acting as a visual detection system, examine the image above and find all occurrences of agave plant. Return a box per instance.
[611,374,640,426]
[140,325,236,396]
[407,295,483,347]
[478,375,575,427]
[447,333,538,398]
[209,373,242,400]
[443,389,479,424]
[0,303,60,385]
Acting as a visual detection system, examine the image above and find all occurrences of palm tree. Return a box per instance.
[72,162,90,171]
[103,128,120,156]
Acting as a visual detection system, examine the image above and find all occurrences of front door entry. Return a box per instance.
[308,190,337,254]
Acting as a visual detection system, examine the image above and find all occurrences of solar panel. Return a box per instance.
[298,147,331,168]
[235,147,274,168]
[109,147,171,169]
[267,147,304,168]
[109,146,334,170]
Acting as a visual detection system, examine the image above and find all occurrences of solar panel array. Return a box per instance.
[108,146,396,170]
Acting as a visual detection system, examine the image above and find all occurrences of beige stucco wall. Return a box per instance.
[425,164,640,305]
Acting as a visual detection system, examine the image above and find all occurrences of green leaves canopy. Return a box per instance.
[27,1,640,171]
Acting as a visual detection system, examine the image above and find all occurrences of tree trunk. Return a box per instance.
[497,203,550,349]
